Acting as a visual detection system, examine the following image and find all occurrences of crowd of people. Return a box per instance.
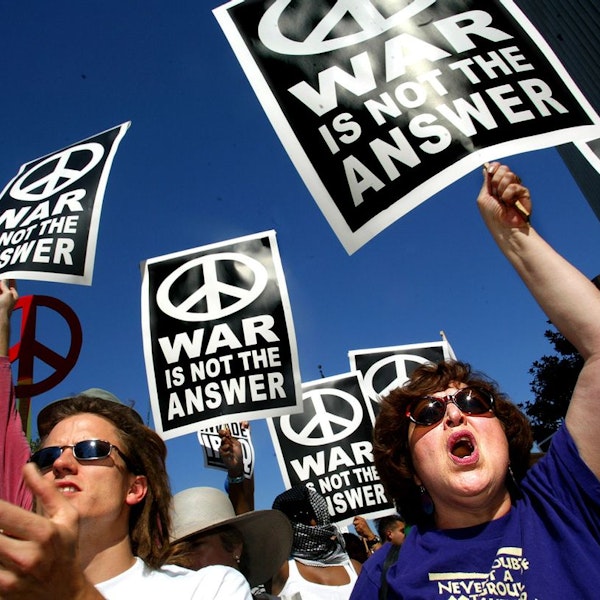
[0,162,599,598]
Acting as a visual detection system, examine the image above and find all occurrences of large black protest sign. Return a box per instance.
[349,339,456,419]
[141,230,302,439]
[268,372,394,525]
[214,1,600,253]
[0,122,130,284]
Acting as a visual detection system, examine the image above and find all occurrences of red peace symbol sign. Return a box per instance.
[8,295,82,398]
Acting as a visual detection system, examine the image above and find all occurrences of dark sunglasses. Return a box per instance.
[29,439,137,473]
[406,387,495,426]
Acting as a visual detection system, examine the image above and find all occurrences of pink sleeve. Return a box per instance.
[0,357,33,510]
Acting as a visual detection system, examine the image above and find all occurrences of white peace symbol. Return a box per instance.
[10,143,104,201]
[362,353,432,401]
[156,252,269,322]
[259,0,436,55]
[280,388,363,446]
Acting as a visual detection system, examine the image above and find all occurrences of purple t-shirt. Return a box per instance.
[351,425,600,599]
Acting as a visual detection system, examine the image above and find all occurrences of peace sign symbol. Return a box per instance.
[11,143,104,201]
[362,353,432,401]
[156,252,269,322]
[9,295,82,398]
[259,0,435,55]
[280,388,363,446]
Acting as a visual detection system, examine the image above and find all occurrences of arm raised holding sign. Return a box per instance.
[220,422,255,514]
[0,279,33,510]
[350,163,600,600]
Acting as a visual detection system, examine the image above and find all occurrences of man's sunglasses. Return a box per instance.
[29,439,137,473]
[406,387,495,426]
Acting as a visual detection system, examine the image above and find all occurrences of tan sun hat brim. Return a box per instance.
[171,487,292,587]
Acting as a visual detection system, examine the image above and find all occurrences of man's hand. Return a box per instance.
[352,515,375,541]
[218,422,248,478]
[0,280,17,357]
[0,464,103,599]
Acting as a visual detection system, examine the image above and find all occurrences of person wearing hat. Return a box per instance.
[0,392,252,599]
[270,484,361,600]
[168,486,293,599]
[0,286,145,514]
[2,369,145,511]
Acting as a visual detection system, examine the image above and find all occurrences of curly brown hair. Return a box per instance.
[373,361,533,527]
[40,395,172,568]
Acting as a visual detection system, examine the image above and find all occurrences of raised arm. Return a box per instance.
[353,515,381,555]
[219,423,255,514]
[478,163,600,478]
[0,280,33,509]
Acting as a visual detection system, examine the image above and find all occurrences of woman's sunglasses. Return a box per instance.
[29,439,137,473]
[406,387,495,426]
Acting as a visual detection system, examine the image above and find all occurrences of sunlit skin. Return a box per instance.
[271,515,362,594]
[40,413,147,571]
[185,532,242,571]
[408,383,511,529]
[385,521,406,546]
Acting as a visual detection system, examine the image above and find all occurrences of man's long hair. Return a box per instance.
[42,395,172,568]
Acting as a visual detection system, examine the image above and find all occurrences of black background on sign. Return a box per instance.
[223,0,591,231]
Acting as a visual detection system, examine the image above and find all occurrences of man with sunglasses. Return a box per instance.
[351,163,600,599]
[0,390,252,598]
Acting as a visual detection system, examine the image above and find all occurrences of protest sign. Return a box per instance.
[197,421,255,478]
[214,1,600,253]
[141,230,303,439]
[268,372,394,525]
[0,122,130,283]
[349,339,457,420]
[574,139,600,177]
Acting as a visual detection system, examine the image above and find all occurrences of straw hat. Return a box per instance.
[171,487,292,587]
[37,388,143,437]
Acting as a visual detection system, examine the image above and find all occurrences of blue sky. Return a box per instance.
[2,1,600,512]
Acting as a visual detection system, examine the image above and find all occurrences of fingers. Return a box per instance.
[0,484,57,560]
[21,464,78,528]
[219,428,233,450]
[353,518,370,537]
[482,162,531,222]
[0,280,18,326]
[0,470,84,599]
[0,279,17,294]
[484,162,515,198]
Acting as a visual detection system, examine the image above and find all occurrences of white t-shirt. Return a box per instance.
[96,557,252,599]
[279,559,358,600]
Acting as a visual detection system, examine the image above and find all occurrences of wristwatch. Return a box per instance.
[366,536,381,548]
